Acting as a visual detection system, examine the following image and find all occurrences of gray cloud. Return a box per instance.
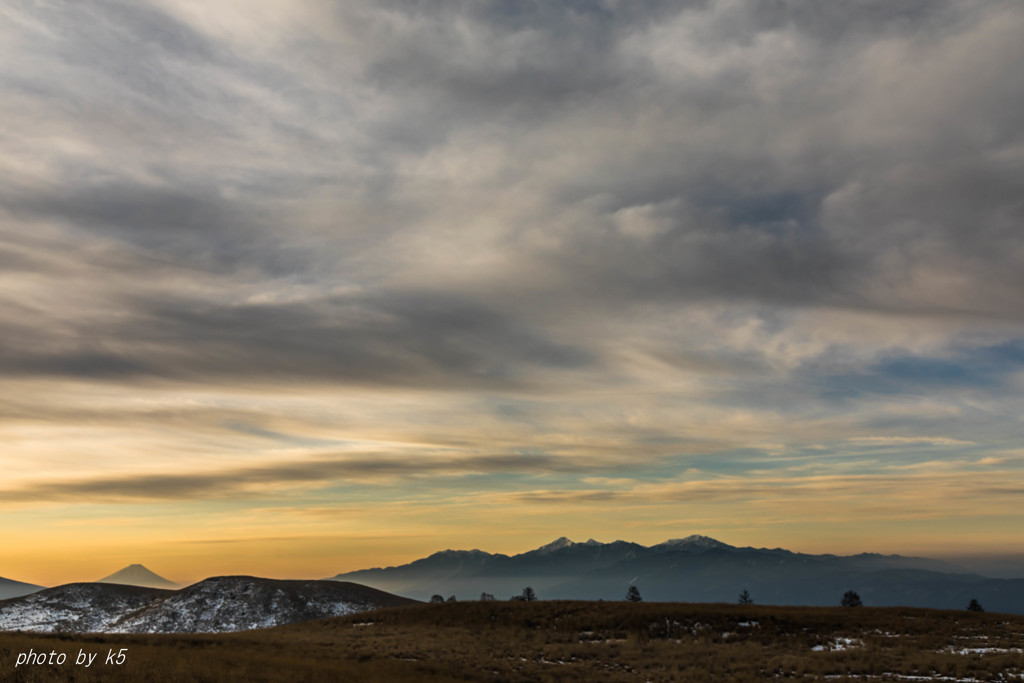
[0,287,593,387]
[6,0,1022,317]
[4,180,315,277]
[2,0,1024,512]
[0,452,597,503]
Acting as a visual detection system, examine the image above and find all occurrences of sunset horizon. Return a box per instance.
[8,528,1024,590]
[4,0,1024,593]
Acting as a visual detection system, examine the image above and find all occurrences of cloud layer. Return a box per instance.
[2,0,1024,576]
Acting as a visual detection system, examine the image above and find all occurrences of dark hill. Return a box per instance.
[0,582,171,632]
[0,577,417,634]
[111,576,419,633]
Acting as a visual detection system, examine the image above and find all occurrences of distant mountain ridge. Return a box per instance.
[0,577,417,634]
[0,576,45,601]
[328,535,1024,614]
[97,564,178,589]
[652,535,734,551]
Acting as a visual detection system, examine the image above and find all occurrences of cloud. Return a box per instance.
[849,436,975,447]
[495,469,1024,518]
[0,451,613,504]
[0,286,593,387]
[2,0,1024,555]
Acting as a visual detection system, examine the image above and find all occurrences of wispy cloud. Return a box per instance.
[2,0,1024,576]
[0,452,595,503]
[849,437,975,447]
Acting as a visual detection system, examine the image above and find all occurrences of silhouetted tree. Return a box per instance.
[430,594,445,604]
[626,585,642,602]
[446,595,457,602]
[967,598,984,612]
[480,592,495,601]
[738,589,754,605]
[521,586,537,601]
[841,590,862,607]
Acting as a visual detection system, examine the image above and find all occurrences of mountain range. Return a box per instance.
[5,535,1024,635]
[328,534,1024,614]
[0,576,417,633]
[0,576,44,601]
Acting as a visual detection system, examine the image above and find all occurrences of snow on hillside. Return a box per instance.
[0,577,418,634]
[0,583,169,633]
[111,577,410,633]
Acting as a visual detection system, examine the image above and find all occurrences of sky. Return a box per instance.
[2,0,1024,586]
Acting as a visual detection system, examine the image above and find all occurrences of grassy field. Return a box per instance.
[2,600,1023,682]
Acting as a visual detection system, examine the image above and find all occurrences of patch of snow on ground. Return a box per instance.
[812,637,863,652]
[943,646,1023,655]
[824,676,992,682]
[876,676,987,682]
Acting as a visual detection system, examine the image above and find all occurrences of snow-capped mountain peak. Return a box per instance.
[535,537,575,554]
[654,535,732,550]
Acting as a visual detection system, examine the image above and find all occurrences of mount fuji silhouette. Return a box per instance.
[97,564,178,589]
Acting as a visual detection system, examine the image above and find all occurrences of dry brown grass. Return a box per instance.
[3,601,1023,681]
